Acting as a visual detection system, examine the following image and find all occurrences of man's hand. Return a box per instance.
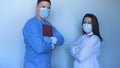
[43,36,52,43]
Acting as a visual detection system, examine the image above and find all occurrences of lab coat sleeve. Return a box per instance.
[69,45,80,62]
[52,26,64,45]
[23,22,52,53]
[70,36,100,62]
[69,36,82,60]
[77,36,100,62]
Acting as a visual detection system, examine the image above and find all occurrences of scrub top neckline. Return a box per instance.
[34,17,50,25]
[34,17,47,22]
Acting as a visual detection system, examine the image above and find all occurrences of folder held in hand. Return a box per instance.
[42,24,53,37]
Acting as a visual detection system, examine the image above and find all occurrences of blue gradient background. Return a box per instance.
[0,0,120,68]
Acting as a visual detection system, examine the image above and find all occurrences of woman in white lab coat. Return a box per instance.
[70,13,103,68]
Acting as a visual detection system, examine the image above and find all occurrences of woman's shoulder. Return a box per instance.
[77,34,86,41]
[90,34,100,42]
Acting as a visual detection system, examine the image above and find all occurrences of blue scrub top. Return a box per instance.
[22,17,64,68]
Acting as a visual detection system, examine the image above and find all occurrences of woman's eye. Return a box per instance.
[41,5,46,8]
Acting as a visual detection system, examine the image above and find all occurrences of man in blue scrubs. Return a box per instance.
[22,0,64,68]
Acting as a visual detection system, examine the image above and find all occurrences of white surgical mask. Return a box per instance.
[39,8,50,18]
[83,23,92,33]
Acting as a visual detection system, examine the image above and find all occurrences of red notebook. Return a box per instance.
[42,24,53,37]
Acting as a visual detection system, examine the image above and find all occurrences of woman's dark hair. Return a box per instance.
[37,0,51,5]
[82,13,103,41]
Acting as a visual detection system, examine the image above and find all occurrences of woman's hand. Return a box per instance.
[73,46,80,53]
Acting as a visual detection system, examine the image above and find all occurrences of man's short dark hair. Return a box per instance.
[37,0,51,5]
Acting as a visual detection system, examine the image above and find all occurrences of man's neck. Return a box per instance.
[36,15,45,21]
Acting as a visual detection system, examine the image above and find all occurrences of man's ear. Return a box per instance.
[35,6,38,11]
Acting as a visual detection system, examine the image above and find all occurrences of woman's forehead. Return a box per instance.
[84,17,92,21]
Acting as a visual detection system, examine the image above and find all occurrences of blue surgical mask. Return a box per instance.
[39,8,50,18]
[83,23,92,33]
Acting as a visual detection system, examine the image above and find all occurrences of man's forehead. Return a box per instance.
[37,1,51,8]
[38,1,50,5]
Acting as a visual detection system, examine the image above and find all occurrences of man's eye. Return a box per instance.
[47,7,50,9]
[41,6,46,8]
[41,6,45,8]
[88,22,92,24]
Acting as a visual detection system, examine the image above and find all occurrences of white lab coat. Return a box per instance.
[70,32,101,68]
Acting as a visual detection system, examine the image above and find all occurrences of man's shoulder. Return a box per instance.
[23,17,37,28]
[25,17,40,26]
[26,17,37,23]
